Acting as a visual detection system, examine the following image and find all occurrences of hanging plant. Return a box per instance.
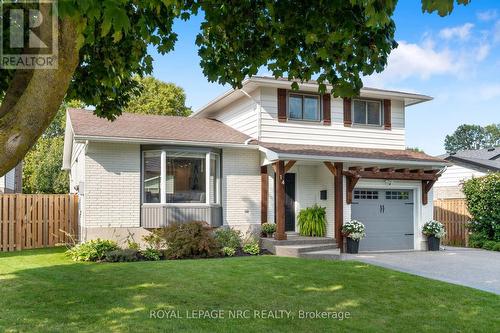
[297,204,327,237]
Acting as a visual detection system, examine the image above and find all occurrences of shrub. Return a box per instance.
[105,249,140,262]
[66,239,119,262]
[143,229,165,250]
[142,248,162,261]
[463,173,500,241]
[242,239,260,255]
[422,220,446,239]
[125,232,141,250]
[161,221,221,259]
[482,241,497,251]
[261,223,276,235]
[214,227,242,250]
[493,243,500,252]
[468,232,488,248]
[341,220,366,240]
[297,204,327,237]
[222,246,236,257]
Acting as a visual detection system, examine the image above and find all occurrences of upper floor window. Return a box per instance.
[288,93,321,121]
[352,99,382,126]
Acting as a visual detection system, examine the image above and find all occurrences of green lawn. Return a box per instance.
[0,248,498,332]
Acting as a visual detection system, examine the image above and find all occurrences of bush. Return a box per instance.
[242,239,260,255]
[66,239,119,262]
[161,221,221,259]
[143,229,165,250]
[468,233,488,248]
[214,227,242,250]
[482,241,497,251]
[463,173,500,241]
[341,220,366,240]
[105,249,140,262]
[261,223,276,235]
[297,204,327,237]
[142,248,162,261]
[493,243,500,252]
[222,246,236,257]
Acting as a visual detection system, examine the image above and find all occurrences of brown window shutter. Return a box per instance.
[383,99,391,130]
[277,88,287,122]
[322,94,331,125]
[343,98,352,127]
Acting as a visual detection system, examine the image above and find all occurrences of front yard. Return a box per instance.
[0,248,498,332]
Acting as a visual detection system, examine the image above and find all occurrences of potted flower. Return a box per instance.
[341,220,366,254]
[261,223,276,238]
[422,220,446,251]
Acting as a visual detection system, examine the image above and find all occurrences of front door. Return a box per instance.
[284,173,296,232]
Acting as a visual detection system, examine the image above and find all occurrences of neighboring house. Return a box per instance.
[62,76,448,251]
[434,147,499,199]
[0,164,22,194]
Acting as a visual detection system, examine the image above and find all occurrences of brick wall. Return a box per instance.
[85,142,141,228]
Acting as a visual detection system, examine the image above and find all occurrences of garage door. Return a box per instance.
[351,189,414,251]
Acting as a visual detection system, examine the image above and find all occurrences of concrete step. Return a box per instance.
[274,244,338,257]
[261,236,335,247]
[299,249,341,260]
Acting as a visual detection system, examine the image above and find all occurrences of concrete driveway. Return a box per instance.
[343,247,500,294]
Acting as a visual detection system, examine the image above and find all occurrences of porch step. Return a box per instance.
[261,236,335,247]
[274,244,338,257]
[299,249,341,260]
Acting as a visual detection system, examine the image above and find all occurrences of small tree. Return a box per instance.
[462,173,500,241]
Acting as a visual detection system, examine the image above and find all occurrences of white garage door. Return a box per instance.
[351,189,414,251]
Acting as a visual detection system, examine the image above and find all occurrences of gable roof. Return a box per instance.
[193,76,433,118]
[67,108,252,146]
[439,147,500,172]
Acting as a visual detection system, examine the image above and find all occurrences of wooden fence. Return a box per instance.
[433,199,470,246]
[0,194,78,252]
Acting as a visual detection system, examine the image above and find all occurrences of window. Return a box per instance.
[386,191,410,200]
[288,93,321,121]
[353,190,379,199]
[143,150,220,204]
[352,99,382,126]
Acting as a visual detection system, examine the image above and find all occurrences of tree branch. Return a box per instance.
[0,4,81,176]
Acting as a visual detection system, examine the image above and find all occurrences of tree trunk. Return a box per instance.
[0,4,81,176]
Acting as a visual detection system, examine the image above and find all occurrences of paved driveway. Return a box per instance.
[343,247,500,294]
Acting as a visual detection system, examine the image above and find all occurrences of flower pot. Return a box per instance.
[346,237,360,254]
[427,235,440,251]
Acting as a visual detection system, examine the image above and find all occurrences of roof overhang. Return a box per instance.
[193,76,433,118]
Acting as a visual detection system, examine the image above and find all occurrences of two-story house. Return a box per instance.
[62,77,448,251]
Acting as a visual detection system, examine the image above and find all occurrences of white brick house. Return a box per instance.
[63,77,448,251]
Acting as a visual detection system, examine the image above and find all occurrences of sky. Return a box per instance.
[149,1,500,156]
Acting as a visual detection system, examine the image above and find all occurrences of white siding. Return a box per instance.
[221,148,261,232]
[259,87,406,149]
[435,165,485,188]
[4,168,15,190]
[70,142,86,194]
[85,142,141,228]
[214,89,259,138]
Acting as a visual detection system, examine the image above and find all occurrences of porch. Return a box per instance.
[260,143,448,252]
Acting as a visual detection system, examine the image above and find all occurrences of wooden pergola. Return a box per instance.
[261,161,442,250]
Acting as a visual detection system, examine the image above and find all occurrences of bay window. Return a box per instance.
[143,150,220,205]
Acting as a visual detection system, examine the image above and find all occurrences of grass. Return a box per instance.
[0,248,499,332]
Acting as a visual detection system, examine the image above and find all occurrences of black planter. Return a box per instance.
[427,235,440,251]
[346,238,360,254]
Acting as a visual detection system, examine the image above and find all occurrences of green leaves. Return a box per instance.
[421,0,471,17]
[297,204,327,237]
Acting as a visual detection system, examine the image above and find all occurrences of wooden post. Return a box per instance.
[274,161,287,240]
[334,162,344,252]
[261,166,268,224]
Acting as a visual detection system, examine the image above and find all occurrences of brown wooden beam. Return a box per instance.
[323,161,337,176]
[284,160,296,173]
[334,162,344,252]
[395,168,410,174]
[380,167,395,173]
[421,178,438,205]
[343,170,436,181]
[363,167,379,172]
[410,169,424,175]
[349,166,362,171]
[345,175,361,204]
[260,166,268,224]
[274,161,287,240]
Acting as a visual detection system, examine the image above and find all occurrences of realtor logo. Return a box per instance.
[0,0,58,69]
